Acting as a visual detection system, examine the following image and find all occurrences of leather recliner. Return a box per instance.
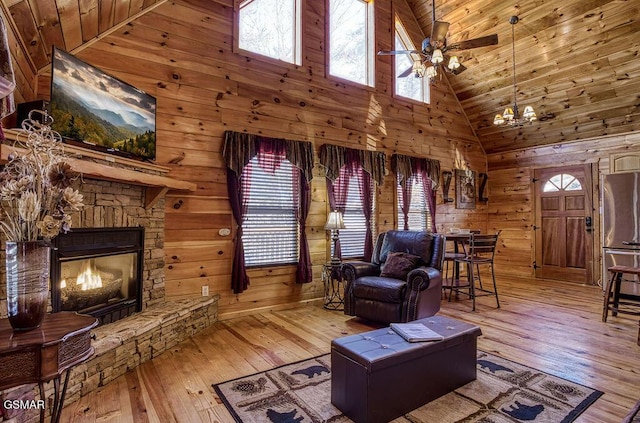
[342,230,445,323]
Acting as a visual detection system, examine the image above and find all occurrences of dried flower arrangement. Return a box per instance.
[0,110,84,242]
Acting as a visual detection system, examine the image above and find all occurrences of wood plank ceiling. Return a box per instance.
[3,0,640,154]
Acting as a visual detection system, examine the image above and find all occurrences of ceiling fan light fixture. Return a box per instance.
[447,55,460,70]
[378,1,498,83]
[431,48,444,64]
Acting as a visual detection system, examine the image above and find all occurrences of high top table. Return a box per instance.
[0,312,98,423]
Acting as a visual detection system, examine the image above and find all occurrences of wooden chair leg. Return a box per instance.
[612,272,623,317]
[445,259,455,301]
[602,271,617,322]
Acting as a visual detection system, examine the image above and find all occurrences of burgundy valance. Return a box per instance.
[319,144,386,186]
[391,154,441,189]
[222,131,314,181]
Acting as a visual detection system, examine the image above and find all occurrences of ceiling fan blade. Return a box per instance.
[448,34,498,51]
[431,21,450,43]
[398,66,414,78]
[377,49,419,56]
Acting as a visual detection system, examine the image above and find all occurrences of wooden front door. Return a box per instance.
[534,165,594,283]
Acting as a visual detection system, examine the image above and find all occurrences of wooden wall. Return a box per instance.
[487,131,640,283]
[16,0,488,319]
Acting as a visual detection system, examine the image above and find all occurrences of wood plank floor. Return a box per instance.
[61,276,640,422]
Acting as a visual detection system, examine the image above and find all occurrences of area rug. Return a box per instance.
[213,351,603,423]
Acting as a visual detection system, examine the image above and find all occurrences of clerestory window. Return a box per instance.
[328,0,375,86]
[237,0,302,65]
[394,18,430,103]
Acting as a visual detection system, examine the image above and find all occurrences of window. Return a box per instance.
[237,0,302,65]
[241,155,299,266]
[397,175,432,231]
[333,167,374,258]
[394,19,430,103]
[543,174,583,192]
[328,0,374,86]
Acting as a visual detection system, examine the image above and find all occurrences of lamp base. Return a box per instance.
[330,233,341,266]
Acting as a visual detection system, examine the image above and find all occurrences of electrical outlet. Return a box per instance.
[201,285,209,296]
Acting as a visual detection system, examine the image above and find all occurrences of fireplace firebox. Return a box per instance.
[51,227,144,325]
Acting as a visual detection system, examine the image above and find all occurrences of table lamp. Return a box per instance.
[325,210,345,265]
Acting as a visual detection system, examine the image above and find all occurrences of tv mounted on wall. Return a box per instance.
[50,47,156,161]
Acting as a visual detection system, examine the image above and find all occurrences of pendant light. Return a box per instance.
[493,16,537,126]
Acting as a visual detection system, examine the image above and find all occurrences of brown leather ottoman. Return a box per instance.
[331,315,481,423]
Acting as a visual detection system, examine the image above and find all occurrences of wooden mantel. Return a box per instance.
[1,129,197,208]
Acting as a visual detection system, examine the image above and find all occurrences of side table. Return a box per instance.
[322,262,344,310]
[0,312,98,423]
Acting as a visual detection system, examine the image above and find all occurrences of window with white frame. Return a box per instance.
[328,0,375,86]
[397,174,432,231]
[237,0,302,65]
[241,154,300,266]
[333,168,373,258]
[395,19,430,103]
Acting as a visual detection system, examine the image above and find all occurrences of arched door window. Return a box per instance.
[542,174,583,192]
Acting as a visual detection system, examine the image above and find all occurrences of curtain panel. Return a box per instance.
[391,154,441,233]
[222,131,315,294]
[319,144,385,261]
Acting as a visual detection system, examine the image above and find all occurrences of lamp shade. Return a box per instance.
[447,55,460,70]
[412,61,426,78]
[523,105,537,120]
[425,66,437,79]
[503,107,514,120]
[325,211,345,230]
[493,114,505,125]
[431,49,444,64]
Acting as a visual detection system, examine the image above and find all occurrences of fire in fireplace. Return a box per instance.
[51,227,144,325]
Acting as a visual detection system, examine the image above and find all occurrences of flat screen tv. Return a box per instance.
[50,47,156,161]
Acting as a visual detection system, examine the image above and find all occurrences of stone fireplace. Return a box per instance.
[50,227,145,325]
[0,132,220,422]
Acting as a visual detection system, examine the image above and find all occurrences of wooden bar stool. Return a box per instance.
[602,265,640,322]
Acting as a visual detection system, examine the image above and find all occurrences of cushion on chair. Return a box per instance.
[379,231,434,265]
[353,276,406,303]
[380,252,422,279]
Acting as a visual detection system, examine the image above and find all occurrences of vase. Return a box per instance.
[5,241,50,331]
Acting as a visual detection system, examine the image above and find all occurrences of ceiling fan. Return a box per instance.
[378,1,498,80]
